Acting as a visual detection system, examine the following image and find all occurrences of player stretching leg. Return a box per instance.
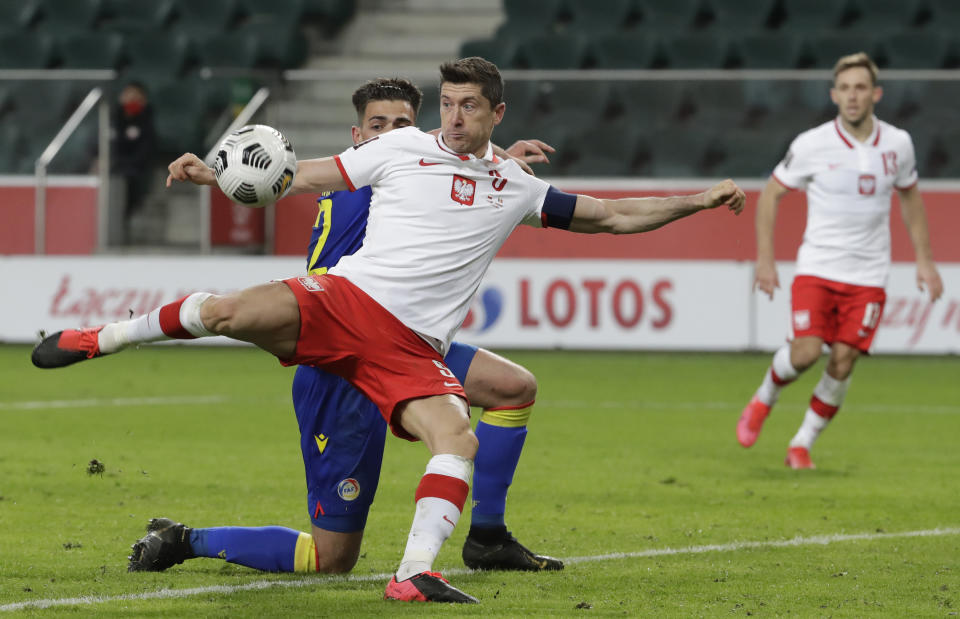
[34,57,745,602]
[737,53,943,468]
[122,79,559,579]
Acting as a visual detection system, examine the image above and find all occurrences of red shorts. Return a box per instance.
[790,275,886,353]
[280,274,467,440]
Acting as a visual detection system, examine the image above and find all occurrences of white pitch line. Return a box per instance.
[0,395,232,410]
[2,395,958,415]
[2,526,957,612]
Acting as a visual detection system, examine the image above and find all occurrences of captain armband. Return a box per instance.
[539,186,577,230]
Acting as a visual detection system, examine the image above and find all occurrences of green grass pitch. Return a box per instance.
[1,344,957,616]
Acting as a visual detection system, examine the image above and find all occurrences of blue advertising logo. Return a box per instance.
[461,287,503,333]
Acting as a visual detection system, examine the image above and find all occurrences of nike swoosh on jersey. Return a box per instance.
[419,158,443,166]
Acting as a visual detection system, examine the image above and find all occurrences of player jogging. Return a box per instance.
[737,52,943,469]
[33,57,745,603]
[123,78,562,577]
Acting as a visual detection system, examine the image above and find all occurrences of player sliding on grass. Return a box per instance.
[123,78,562,579]
[33,56,745,604]
[737,52,943,469]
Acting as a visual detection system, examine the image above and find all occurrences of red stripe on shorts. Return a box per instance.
[415,473,469,512]
[158,296,195,340]
[809,395,839,419]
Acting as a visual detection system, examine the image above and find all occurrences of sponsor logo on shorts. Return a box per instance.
[298,276,324,292]
[793,309,811,331]
[337,478,360,501]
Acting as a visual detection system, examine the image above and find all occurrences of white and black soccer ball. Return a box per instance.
[213,124,297,207]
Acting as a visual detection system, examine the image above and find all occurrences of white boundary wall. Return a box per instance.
[2,256,957,353]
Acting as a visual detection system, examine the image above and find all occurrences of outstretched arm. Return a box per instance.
[754,176,791,299]
[898,184,943,301]
[165,153,348,195]
[568,179,745,234]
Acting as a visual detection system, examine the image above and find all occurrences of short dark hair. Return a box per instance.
[351,78,423,121]
[439,56,503,107]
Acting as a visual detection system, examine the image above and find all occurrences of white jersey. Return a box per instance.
[329,127,552,351]
[772,116,918,287]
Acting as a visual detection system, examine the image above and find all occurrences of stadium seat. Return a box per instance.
[0,0,41,31]
[99,0,174,33]
[686,81,749,127]
[0,123,24,173]
[643,127,717,177]
[196,31,260,69]
[565,0,636,34]
[706,0,777,31]
[125,31,193,79]
[502,79,543,122]
[151,81,209,155]
[733,32,804,69]
[927,0,960,31]
[588,32,657,69]
[46,116,98,174]
[714,131,790,177]
[538,80,615,126]
[635,0,704,32]
[0,32,56,69]
[498,0,564,39]
[37,0,103,33]
[802,32,880,69]
[237,16,308,68]
[564,123,643,176]
[880,32,950,69]
[659,33,734,68]
[846,0,922,32]
[301,0,356,31]
[515,33,591,69]
[610,80,687,129]
[779,0,852,32]
[170,0,240,37]
[241,0,303,25]
[58,31,124,69]
[460,37,519,70]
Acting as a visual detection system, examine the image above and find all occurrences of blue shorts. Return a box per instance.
[293,341,478,532]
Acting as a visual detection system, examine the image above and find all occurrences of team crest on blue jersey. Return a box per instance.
[297,276,324,292]
[460,287,503,333]
[337,478,360,501]
[451,175,475,205]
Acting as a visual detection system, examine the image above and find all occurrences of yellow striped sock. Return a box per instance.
[479,401,533,428]
[293,531,317,573]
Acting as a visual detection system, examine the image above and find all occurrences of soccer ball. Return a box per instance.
[213,124,297,207]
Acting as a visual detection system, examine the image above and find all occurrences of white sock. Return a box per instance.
[756,344,799,405]
[395,454,472,581]
[790,372,850,449]
[97,293,213,354]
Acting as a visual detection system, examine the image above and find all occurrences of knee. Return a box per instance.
[790,343,821,372]
[199,295,232,335]
[314,552,358,574]
[500,366,537,405]
[458,425,479,460]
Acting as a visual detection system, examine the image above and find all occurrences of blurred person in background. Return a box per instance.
[737,52,943,469]
[112,81,156,243]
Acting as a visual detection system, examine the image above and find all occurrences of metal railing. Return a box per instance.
[33,87,110,254]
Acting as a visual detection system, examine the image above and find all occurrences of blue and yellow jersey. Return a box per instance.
[305,186,373,275]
